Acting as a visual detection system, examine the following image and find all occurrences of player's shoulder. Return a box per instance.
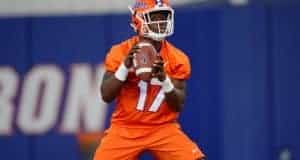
[104,36,138,72]
[163,40,191,80]
[164,40,190,64]
[108,36,138,55]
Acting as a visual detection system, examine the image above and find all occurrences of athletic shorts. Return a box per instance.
[93,123,205,160]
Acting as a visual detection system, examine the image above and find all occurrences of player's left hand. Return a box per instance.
[152,56,166,81]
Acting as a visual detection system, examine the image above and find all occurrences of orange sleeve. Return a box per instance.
[104,46,125,72]
[168,51,191,80]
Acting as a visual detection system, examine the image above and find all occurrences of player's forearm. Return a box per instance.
[100,72,124,103]
[101,62,130,103]
[165,88,185,112]
[161,77,186,112]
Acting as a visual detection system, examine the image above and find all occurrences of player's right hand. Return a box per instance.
[124,45,141,68]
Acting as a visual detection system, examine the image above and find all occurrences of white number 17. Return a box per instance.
[136,81,165,112]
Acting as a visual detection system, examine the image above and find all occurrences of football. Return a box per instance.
[133,42,158,81]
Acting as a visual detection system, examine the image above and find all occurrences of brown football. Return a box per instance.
[133,42,158,81]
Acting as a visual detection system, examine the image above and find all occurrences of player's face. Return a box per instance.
[148,11,170,34]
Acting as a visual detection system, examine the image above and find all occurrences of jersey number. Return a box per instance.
[136,81,165,112]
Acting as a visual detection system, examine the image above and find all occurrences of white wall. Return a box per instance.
[0,0,205,17]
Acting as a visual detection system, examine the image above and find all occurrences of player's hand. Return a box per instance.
[152,56,166,81]
[124,45,141,68]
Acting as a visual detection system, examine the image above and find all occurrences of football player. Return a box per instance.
[93,0,206,159]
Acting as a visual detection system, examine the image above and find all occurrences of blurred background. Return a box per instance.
[0,0,299,160]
